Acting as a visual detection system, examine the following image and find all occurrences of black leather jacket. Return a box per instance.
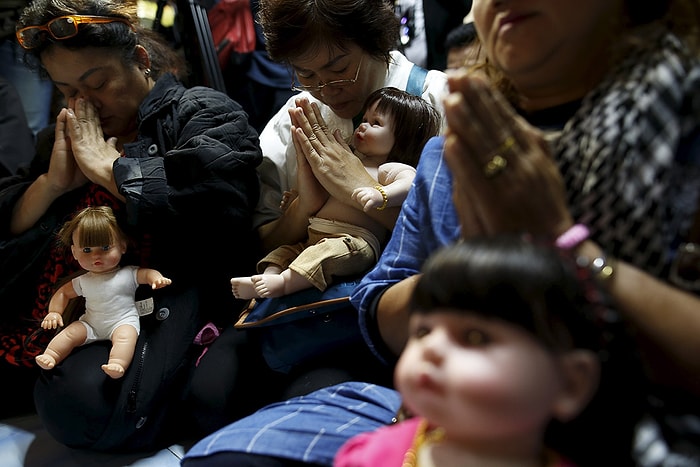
[0,73,262,323]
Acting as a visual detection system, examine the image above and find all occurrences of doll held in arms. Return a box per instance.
[335,236,647,467]
[232,87,441,300]
[35,206,172,379]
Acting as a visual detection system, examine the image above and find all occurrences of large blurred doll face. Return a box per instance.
[472,0,623,105]
[395,310,566,446]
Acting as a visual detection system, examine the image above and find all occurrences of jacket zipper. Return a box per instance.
[127,341,148,414]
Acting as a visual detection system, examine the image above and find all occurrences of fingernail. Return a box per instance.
[443,93,461,108]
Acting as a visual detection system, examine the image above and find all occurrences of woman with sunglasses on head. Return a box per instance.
[0,0,262,450]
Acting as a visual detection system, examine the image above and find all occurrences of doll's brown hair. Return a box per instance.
[57,206,126,252]
[362,87,441,168]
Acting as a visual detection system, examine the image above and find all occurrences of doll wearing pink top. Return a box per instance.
[336,237,646,466]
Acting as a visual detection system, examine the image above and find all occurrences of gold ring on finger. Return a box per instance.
[483,155,508,177]
[483,136,515,178]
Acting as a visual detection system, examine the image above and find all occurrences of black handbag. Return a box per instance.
[34,284,202,451]
[235,280,365,374]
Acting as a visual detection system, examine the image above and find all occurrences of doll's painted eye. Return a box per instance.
[459,329,489,347]
[413,325,430,339]
[101,245,111,251]
[82,247,92,253]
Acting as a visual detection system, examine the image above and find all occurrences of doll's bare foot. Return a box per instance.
[35,354,57,370]
[251,274,287,298]
[102,363,126,379]
[231,277,260,300]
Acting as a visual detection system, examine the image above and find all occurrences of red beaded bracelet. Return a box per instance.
[555,224,590,249]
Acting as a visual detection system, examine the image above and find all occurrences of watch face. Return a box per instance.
[669,243,700,291]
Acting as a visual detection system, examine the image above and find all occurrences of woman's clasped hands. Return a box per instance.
[57,97,122,198]
[46,106,89,197]
[289,97,376,206]
[443,71,573,239]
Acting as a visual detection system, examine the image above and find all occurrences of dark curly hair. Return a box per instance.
[258,0,399,66]
[17,0,184,80]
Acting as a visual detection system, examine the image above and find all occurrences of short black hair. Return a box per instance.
[444,21,477,50]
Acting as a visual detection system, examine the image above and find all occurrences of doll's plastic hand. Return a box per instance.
[352,186,383,212]
[443,71,573,239]
[150,277,172,290]
[280,189,298,211]
[65,98,121,189]
[41,312,64,330]
[139,268,172,289]
[290,98,375,205]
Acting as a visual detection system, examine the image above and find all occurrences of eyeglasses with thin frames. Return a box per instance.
[16,15,135,50]
[290,57,363,93]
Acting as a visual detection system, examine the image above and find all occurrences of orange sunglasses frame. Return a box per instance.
[16,15,135,49]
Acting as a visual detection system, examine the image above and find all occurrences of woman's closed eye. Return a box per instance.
[296,65,350,81]
[89,80,106,90]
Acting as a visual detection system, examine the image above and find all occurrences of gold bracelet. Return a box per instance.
[375,185,388,211]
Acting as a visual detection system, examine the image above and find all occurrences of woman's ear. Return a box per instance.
[551,349,600,422]
[134,45,151,72]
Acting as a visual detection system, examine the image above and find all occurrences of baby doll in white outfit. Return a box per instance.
[35,206,171,379]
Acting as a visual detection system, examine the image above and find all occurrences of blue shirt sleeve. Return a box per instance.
[350,136,462,363]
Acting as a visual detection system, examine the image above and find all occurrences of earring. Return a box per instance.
[144,68,151,77]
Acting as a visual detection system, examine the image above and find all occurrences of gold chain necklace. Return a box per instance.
[402,418,445,467]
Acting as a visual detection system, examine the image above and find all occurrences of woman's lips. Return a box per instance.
[498,11,536,33]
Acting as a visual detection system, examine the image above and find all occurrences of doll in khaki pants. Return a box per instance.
[232,87,441,300]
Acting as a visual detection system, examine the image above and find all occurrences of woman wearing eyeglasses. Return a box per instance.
[184,0,450,441]
[252,0,449,252]
[0,0,262,450]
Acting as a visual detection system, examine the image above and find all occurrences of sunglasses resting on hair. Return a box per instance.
[16,15,135,50]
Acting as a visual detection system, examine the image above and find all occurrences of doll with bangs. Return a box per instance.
[336,236,647,466]
[35,206,171,379]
